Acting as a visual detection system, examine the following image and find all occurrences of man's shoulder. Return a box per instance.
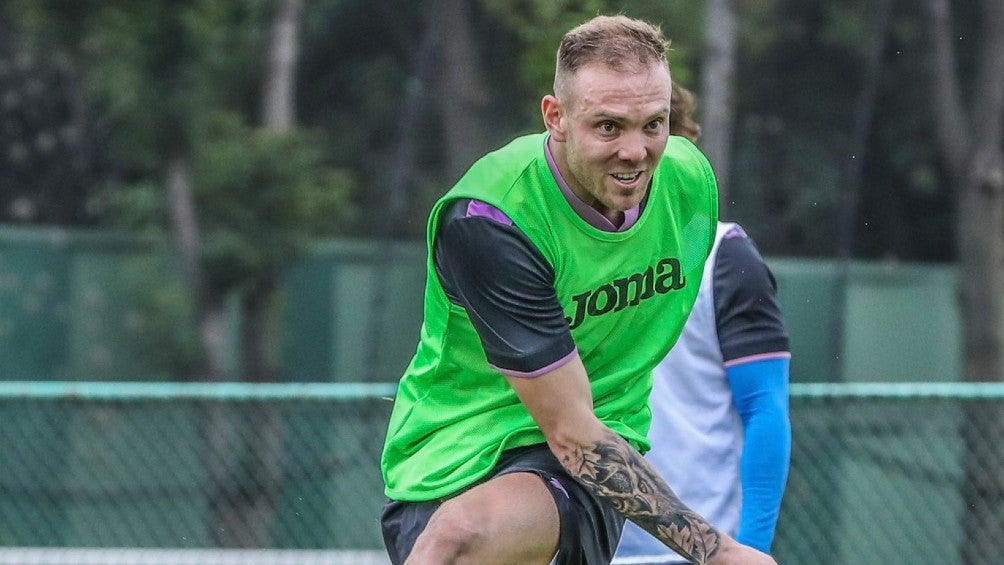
[716,223,766,267]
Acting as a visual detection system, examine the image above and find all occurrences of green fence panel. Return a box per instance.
[0,382,396,549]
[0,227,968,386]
[279,240,426,383]
[840,262,960,382]
[0,381,1002,565]
[770,258,843,383]
[0,229,72,380]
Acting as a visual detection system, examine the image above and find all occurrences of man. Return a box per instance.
[612,86,792,565]
[380,15,776,565]
[613,220,792,565]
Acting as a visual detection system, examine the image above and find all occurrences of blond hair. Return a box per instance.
[554,15,670,96]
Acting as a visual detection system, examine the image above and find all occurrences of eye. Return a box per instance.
[645,118,665,131]
[598,121,618,134]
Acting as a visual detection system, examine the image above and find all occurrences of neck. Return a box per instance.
[546,137,624,226]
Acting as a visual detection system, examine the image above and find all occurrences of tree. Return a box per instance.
[9,0,353,546]
[924,1,1004,562]
[203,0,306,547]
[436,0,489,182]
[0,15,104,226]
[699,0,739,213]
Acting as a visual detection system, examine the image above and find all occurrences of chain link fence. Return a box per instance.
[0,382,394,559]
[0,381,1001,564]
[777,383,1004,565]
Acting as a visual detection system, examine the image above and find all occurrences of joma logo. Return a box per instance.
[564,258,686,330]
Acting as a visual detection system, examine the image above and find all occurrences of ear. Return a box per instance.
[541,95,567,142]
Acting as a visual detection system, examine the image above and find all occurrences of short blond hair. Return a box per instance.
[554,15,670,96]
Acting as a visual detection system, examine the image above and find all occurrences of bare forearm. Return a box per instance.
[556,427,722,564]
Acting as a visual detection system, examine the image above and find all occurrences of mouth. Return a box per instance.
[610,171,644,188]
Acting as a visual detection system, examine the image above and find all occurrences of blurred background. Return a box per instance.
[0,0,1001,563]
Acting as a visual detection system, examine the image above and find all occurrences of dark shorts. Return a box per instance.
[381,443,625,565]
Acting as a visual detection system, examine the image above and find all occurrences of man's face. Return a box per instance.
[543,62,672,224]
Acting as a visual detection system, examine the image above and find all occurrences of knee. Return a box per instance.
[410,510,485,563]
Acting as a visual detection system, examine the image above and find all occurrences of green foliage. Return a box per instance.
[11,0,357,292]
[729,117,840,255]
[480,0,702,126]
[193,114,356,293]
[89,181,171,238]
[90,116,360,288]
[819,1,874,55]
[738,0,795,58]
[481,0,605,121]
[115,256,206,377]
[5,0,973,262]
[10,0,270,167]
[605,0,704,87]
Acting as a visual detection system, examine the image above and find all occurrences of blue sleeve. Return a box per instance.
[726,356,791,553]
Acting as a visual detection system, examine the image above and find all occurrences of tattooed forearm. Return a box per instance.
[560,428,722,564]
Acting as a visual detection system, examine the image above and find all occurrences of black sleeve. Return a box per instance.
[713,234,790,362]
[433,199,575,374]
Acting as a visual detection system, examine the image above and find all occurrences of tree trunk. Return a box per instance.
[435,0,489,182]
[834,0,892,260]
[364,0,442,373]
[957,157,1004,563]
[261,0,302,129]
[699,0,738,214]
[167,156,229,381]
[208,0,307,547]
[831,0,893,384]
[167,153,246,546]
[211,281,285,547]
[380,0,442,238]
[925,1,1004,562]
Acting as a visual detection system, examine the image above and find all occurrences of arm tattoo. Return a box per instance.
[562,428,722,564]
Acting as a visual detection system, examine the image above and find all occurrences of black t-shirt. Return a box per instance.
[434,200,787,373]
[433,199,575,374]
[713,230,789,361]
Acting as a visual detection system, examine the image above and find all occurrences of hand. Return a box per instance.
[707,537,777,565]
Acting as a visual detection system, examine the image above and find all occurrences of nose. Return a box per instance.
[616,131,646,163]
